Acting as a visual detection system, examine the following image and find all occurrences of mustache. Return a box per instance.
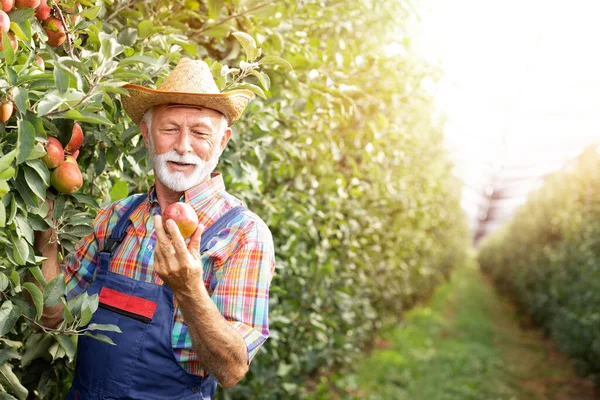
[157,151,203,165]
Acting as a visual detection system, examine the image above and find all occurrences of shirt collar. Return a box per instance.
[147,172,225,213]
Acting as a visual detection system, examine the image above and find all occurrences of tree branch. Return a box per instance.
[52,4,74,59]
[197,0,281,34]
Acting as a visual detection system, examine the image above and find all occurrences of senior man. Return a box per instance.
[34,59,275,400]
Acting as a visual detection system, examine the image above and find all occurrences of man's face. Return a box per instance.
[141,105,231,192]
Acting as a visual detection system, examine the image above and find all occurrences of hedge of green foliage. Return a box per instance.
[0,1,469,399]
[478,147,600,385]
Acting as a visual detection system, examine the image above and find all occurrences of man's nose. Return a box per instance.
[174,130,193,154]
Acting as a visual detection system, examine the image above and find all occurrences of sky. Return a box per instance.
[407,0,600,229]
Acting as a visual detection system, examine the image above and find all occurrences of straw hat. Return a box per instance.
[121,58,254,126]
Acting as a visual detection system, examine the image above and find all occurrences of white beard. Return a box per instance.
[147,134,221,192]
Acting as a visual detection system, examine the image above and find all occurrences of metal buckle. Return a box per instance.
[103,237,122,254]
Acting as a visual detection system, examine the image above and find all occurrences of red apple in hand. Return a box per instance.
[163,202,198,239]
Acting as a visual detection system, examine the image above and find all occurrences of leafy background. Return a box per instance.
[478,147,600,387]
[0,0,469,398]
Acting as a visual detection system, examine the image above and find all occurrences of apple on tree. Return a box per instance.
[42,137,64,169]
[0,100,12,122]
[50,160,82,194]
[65,123,83,154]
[0,0,14,12]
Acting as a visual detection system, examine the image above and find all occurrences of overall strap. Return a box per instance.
[200,206,246,252]
[101,194,148,255]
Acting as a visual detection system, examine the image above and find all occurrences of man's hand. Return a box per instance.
[153,215,205,295]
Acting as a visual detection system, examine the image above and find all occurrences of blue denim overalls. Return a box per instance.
[67,194,246,400]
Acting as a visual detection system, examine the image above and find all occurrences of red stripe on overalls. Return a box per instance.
[99,287,157,320]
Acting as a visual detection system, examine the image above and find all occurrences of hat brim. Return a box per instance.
[121,84,255,126]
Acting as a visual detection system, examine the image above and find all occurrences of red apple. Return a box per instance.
[34,54,45,69]
[0,32,17,52]
[163,202,198,239]
[50,160,82,194]
[65,122,83,153]
[15,0,39,7]
[0,10,9,33]
[35,0,51,21]
[0,0,14,12]
[42,137,64,169]
[0,101,12,122]
[70,149,79,159]
[43,17,65,47]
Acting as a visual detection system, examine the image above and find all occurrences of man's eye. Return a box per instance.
[193,131,210,136]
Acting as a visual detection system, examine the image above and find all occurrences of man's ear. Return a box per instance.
[220,127,232,153]
[140,120,149,146]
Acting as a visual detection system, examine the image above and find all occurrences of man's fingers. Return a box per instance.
[154,215,174,253]
[165,219,190,263]
[187,224,204,255]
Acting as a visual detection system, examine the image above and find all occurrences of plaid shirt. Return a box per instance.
[62,173,275,375]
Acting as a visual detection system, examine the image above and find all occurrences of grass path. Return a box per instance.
[324,265,597,400]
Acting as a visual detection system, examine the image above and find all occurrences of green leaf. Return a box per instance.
[15,169,38,207]
[28,267,46,288]
[117,55,160,67]
[138,20,153,39]
[53,67,69,94]
[37,92,64,116]
[0,363,28,400]
[0,301,21,336]
[25,159,50,186]
[0,349,19,365]
[8,8,34,23]
[82,5,101,20]
[117,27,138,47]
[0,273,8,291]
[0,180,8,199]
[9,22,25,41]
[87,323,122,333]
[259,55,293,71]
[110,180,128,202]
[65,225,93,237]
[207,0,223,19]
[0,167,15,180]
[21,332,53,367]
[23,165,47,200]
[16,119,35,165]
[12,87,27,114]
[232,32,261,62]
[12,237,29,266]
[62,109,113,125]
[1,32,14,66]
[22,282,43,320]
[0,149,16,171]
[235,83,266,99]
[80,306,92,326]
[53,195,66,220]
[0,202,5,227]
[26,143,47,161]
[83,332,115,345]
[249,70,270,91]
[11,20,30,42]
[43,274,65,307]
[15,215,34,245]
[54,333,76,362]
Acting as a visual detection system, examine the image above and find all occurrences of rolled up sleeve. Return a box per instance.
[211,240,275,362]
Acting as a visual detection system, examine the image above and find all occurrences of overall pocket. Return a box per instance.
[75,286,157,398]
